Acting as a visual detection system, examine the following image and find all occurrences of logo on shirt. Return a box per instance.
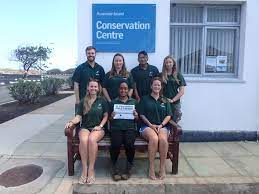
[97,103,102,109]
[95,71,100,76]
[160,103,165,108]
[149,71,153,77]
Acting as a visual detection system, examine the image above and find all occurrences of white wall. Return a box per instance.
[78,0,258,132]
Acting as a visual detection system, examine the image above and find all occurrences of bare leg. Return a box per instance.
[78,129,90,180]
[142,128,158,179]
[87,130,105,182]
[158,128,169,179]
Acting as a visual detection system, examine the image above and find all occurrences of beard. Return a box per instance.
[87,56,95,62]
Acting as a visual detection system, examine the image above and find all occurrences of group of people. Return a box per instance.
[65,46,186,184]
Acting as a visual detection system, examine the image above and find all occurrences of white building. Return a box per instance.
[77,0,259,141]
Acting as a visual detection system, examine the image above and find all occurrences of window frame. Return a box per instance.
[170,4,241,78]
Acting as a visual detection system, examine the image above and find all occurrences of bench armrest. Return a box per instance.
[64,124,77,138]
[168,120,182,141]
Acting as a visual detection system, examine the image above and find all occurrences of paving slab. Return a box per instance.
[27,132,63,143]
[186,157,240,177]
[12,142,50,157]
[0,158,64,194]
[180,143,219,157]
[238,141,259,156]
[207,142,253,157]
[37,177,63,194]
[41,143,67,157]
[0,114,63,155]
[224,156,259,177]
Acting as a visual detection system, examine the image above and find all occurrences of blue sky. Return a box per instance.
[0,0,77,70]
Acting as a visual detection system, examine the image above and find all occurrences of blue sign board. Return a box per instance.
[92,4,156,52]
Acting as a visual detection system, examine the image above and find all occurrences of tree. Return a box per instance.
[13,45,52,78]
[63,68,75,74]
[47,68,62,75]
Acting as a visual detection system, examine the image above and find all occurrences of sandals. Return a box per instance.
[87,176,96,184]
[149,175,157,180]
[78,176,87,184]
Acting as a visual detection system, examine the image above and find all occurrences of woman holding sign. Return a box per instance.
[109,81,138,181]
[65,79,108,184]
[138,77,172,180]
[103,53,134,102]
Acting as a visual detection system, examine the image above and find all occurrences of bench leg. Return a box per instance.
[67,141,74,176]
[172,142,179,174]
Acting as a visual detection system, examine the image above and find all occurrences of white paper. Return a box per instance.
[206,56,217,72]
[216,56,227,72]
[113,104,135,120]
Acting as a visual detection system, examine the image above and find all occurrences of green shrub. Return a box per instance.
[9,80,42,103]
[66,76,73,89]
[41,77,65,95]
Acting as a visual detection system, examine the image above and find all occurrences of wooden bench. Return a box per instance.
[64,120,182,176]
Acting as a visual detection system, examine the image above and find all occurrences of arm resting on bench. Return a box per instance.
[64,124,77,138]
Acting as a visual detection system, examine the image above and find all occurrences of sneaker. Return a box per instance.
[111,164,121,181]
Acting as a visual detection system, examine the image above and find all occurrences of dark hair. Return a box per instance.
[85,46,96,52]
[119,80,129,88]
[138,50,148,58]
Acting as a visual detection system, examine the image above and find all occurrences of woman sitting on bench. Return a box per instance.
[137,77,172,180]
[109,81,138,181]
[65,78,108,184]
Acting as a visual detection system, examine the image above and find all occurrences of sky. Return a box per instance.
[0,0,77,71]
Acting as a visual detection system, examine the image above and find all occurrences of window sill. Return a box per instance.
[185,77,245,83]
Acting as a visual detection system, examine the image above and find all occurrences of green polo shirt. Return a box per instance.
[103,72,134,100]
[131,64,159,98]
[110,97,137,131]
[162,73,186,104]
[72,62,105,100]
[76,97,108,129]
[137,95,172,126]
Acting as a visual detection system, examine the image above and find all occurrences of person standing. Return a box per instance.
[72,46,105,110]
[161,56,186,122]
[131,51,159,102]
[103,53,134,102]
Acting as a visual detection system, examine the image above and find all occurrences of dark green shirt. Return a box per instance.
[76,97,108,129]
[72,62,105,100]
[110,97,137,131]
[162,73,186,104]
[131,64,159,98]
[137,95,172,126]
[103,72,134,100]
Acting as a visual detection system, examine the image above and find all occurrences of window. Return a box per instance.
[170,5,240,77]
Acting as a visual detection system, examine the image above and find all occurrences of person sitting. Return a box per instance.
[65,79,108,184]
[137,77,172,180]
[109,81,138,181]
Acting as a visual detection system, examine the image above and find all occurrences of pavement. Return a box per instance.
[0,95,259,194]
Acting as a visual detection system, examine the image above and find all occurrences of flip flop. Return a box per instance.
[87,176,95,184]
[78,176,87,184]
[149,175,157,180]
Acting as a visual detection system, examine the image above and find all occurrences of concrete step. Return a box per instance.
[73,182,259,194]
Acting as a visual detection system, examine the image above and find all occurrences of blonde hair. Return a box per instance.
[161,56,180,85]
[83,78,102,114]
[109,53,129,78]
